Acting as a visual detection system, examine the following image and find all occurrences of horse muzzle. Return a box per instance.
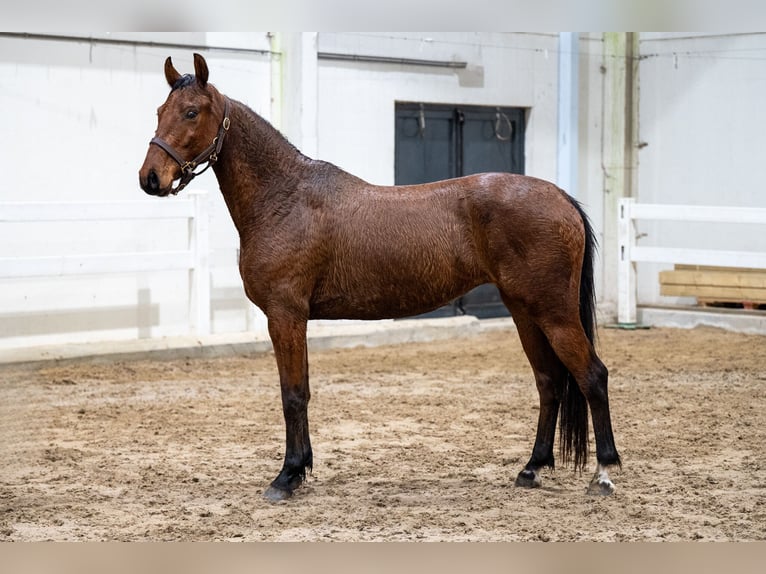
[139,165,177,197]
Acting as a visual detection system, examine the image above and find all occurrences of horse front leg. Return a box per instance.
[263,313,313,502]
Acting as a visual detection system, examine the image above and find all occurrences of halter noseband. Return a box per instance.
[149,98,231,195]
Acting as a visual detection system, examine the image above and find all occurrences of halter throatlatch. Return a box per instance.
[149,98,231,194]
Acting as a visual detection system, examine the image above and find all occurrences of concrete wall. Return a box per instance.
[0,33,274,348]
[316,33,560,184]
[1,32,614,350]
[12,32,761,349]
[635,32,766,306]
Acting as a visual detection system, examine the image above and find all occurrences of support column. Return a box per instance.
[274,32,318,157]
[557,32,579,199]
[602,32,639,319]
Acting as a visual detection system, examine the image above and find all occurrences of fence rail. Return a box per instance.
[617,198,766,324]
[0,191,210,335]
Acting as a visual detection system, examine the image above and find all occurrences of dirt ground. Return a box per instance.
[1,324,764,541]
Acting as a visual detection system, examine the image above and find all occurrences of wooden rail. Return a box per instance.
[0,191,211,335]
[617,198,766,324]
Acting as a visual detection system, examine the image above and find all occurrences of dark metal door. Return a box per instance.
[395,103,526,318]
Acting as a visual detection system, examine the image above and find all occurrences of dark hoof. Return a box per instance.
[263,485,293,502]
[514,469,541,488]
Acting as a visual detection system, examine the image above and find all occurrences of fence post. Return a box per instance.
[617,198,637,325]
[189,191,211,335]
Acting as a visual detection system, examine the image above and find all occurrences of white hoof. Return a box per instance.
[586,464,615,496]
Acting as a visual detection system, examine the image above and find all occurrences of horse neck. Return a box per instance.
[212,98,309,235]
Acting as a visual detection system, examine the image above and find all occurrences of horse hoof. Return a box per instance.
[514,469,542,488]
[586,477,615,496]
[263,485,293,502]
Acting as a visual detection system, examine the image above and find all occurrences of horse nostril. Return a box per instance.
[148,169,159,190]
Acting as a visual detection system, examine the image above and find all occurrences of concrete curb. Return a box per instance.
[639,306,766,334]
[0,316,517,369]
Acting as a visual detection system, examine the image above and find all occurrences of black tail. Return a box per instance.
[558,193,598,472]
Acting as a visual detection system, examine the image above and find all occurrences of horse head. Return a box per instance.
[139,53,230,196]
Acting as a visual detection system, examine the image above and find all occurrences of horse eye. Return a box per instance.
[185,109,198,120]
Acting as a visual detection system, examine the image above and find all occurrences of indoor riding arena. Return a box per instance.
[1,323,764,541]
[1,32,765,544]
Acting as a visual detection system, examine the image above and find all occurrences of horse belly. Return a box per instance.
[310,245,484,320]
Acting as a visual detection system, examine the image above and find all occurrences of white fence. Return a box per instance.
[0,191,211,335]
[617,198,766,324]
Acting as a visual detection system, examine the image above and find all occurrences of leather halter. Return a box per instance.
[150,98,231,194]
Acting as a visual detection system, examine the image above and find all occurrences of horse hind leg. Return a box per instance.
[588,462,616,496]
[504,302,567,489]
[538,319,621,496]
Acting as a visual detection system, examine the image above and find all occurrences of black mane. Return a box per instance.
[171,74,195,92]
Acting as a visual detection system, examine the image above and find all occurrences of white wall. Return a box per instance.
[0,32,633,350]
[316,32,560,185]
[3,31,758,347]
[2,32,611,350]
[636,32,766,306]
[0,33,274,348]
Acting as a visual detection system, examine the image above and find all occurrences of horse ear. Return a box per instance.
[164,57,182,88]
[193,53,209,87]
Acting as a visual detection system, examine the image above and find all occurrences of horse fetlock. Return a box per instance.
[263,466,307,502]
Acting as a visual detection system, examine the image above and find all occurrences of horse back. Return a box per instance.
[305,171,581,320]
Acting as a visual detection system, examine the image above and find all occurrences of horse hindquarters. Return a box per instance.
[493,189,620,494]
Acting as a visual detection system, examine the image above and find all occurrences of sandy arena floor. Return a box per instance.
[1,325,764,541]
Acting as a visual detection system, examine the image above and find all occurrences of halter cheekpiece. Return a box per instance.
[150,97,231,194]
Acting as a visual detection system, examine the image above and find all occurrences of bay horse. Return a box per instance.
[139,54,620,501]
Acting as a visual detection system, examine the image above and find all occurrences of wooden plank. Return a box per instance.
[630,203,766,224]
[675,264,766,274]
[1,200,195,222]
[698,299,764,308]
[660,283,766,302]
[659,270,766,289]
[660,266,766,303]
[0,251,195,278]
[617,198,637,324]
